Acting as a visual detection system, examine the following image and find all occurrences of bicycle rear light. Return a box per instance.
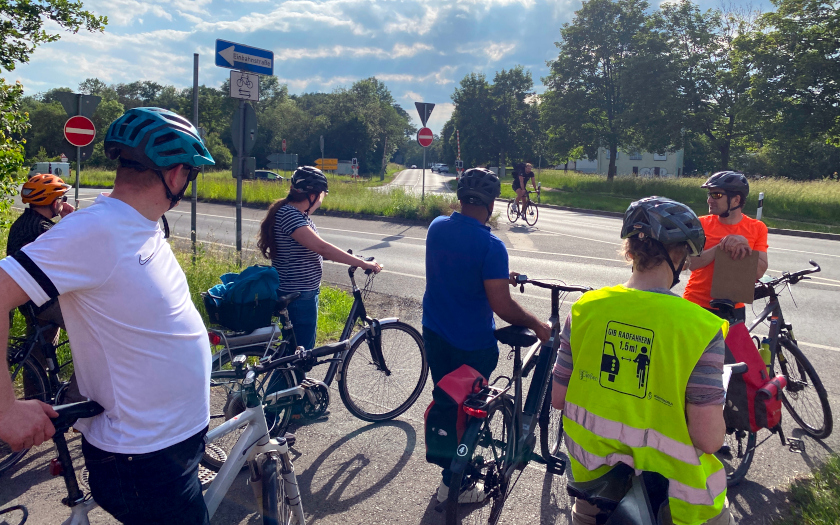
[208,332,222,346]
[463,406,488,418]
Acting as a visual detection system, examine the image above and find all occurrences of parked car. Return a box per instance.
[411,164,417,168]
[254,170,287,182]
[430,163,441,172]
[437,164,449,173]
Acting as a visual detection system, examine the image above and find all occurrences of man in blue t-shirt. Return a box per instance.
[423,167,550,504]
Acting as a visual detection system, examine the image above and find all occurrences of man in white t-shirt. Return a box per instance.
[0,108,215,524]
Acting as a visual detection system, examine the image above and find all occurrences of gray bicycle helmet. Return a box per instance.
[291,166,329,194]
[622,197,705,288]
[457,168,500,207]
[701,171,749,216]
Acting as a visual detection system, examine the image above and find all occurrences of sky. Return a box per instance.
[13,0,775,134]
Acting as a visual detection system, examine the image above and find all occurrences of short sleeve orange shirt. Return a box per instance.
[683,214,769,309]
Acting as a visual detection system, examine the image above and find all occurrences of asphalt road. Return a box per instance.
[386,167,455,196]
[3,182,839,524]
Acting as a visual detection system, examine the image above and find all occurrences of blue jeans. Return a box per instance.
[423,326,499,485]
[82,428,209,525]
[279,288,319,351]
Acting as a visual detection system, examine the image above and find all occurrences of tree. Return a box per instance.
[0,0,106,217]
[542,0,671,179]
[488,66,539,170]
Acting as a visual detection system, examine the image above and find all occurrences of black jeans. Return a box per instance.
[424,326,499,485]
[82,427,209,525]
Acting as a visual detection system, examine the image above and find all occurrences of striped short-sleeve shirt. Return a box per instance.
[271,205,322,292]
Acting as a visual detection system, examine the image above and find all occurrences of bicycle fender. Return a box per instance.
[346,317,401,347]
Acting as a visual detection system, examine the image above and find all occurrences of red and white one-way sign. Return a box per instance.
[417,127,433,148]
[64,116,96,147]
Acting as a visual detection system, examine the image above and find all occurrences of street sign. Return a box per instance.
[64,116,96,147]
[414,102,435,127]
[315,158,338,170]
[230,71,259,101]
[351,158,358,167]
[267,153,298,171]
[417,127,433,148]
[282,139,287,152]
[215,39,274,76]
[455,160,464,169]
[60,154,68,163]
[231,102,257,156]
[54,92,101,118]
[232,157,256,179]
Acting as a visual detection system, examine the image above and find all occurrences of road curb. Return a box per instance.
[498,198,839,241]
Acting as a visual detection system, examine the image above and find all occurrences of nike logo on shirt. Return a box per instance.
[139,253,155,265]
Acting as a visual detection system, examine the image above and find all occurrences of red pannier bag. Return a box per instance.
[724,322,784,432]
[424,365,486,468]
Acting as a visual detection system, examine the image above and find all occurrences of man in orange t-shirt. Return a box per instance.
[684,171,769,321]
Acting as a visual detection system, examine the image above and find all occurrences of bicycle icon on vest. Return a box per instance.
[599,321,654,398]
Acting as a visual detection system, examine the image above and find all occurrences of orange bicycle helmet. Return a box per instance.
[21,174,71,206]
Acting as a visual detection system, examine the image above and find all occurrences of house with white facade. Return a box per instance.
[596,148,685,177]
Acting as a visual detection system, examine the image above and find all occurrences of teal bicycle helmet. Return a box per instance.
[105,107,215,210]
[104,107,214,170]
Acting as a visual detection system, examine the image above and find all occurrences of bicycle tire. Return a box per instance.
[260,454,293,525]
[715,429,756,487]
[506,201,519,223]
[338,322,428,422]
[1,354,50,476]
[203,368,295,472]
[539,381,563,463]
[777,337,833,439]
[524,201,538,226]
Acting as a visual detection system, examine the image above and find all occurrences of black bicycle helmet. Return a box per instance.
[457,168,500,207]
[622,197,705,255]
[291,166,329,194]
[701,171,749,217]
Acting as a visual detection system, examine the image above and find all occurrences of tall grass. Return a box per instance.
[77,168,458,222]
[774,454,840,525]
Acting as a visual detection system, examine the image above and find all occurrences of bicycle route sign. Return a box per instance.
[63,116,96,147]
[417,127,433,148]
[215,39,274,76]
[230,70,260,101]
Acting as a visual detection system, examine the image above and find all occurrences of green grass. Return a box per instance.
[775,454,840,525]
[76,166,457,223]
[498,170,840,230]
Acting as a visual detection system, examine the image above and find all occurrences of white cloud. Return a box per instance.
[278,43,433,60]
[456,41,517,61]
[383,6,441,35]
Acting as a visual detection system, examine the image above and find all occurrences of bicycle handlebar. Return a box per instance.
[754,259,820,298]
[346,249,379,275]
[212,340,350,380]
[516,275,593,294]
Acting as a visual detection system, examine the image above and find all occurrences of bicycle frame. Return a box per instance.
[8,321,69,399]
[60,396,304,525]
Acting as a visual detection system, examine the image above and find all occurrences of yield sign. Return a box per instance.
[417,127,433,148]
[64,116,96,147]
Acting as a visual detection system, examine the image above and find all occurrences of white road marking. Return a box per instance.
[768,246,840,259]
[797,341,840,353]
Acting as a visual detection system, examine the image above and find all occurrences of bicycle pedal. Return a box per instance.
[787,438,805,453]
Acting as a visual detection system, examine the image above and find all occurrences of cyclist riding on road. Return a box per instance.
[512,162,537,211]
[0,107,216,524]
[552,197,735,525]
[684,171,768,321]
[423,167,550,504]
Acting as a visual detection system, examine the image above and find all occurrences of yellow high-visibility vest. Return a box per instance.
[564,285,728,525]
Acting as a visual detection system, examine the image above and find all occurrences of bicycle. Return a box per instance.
[713,260,833,486]
[445,277,591,525]
[1,312,73,476]
[506,190,539,226]
[204,254,428,467]
[44,348,315,525]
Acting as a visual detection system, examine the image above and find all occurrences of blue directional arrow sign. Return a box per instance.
[215,39,274,76]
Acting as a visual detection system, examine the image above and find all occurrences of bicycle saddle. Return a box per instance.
[51,400,104,433]
[567,463,634,511]
[494,325,538,348]
[275,292,301,312]
[709,299,736,310]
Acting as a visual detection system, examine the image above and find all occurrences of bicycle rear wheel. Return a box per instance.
[338,322,428,422]
[524,201,538,226]
[777,337,833,439]
[715,429,756,487]
[446,397,513,525]
[539,381,563,464]
[203,368,296,472]
[1,354,50,476]
[506,201,519,223]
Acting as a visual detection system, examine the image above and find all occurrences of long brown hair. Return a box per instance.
[257,190,310,259]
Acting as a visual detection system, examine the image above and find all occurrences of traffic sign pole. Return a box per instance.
[192,53,199,263]
[456,129,462,180]
[236,99,244,266]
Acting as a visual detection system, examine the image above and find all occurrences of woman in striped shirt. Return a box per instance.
[257,166,381,351]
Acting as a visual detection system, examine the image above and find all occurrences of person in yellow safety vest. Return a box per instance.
[551,196,735,525]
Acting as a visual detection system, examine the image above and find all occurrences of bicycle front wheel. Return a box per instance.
[1,354,50,476]
[260,454,295,525]
[446,397,513,525]
[506,201,518,223]
[715,429,756,487]
[524,201,539,226]
[777,337,833,439]
[338,322,428,422]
